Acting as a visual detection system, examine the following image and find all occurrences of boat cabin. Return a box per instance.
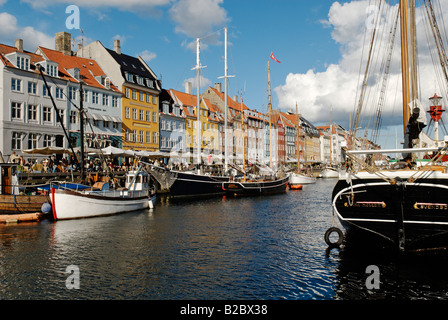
[0,163,20,195]
[125,171,149,191]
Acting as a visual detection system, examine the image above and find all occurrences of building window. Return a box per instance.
[103,121,109,128]
[146,131,151,143]
[152,132,158,144]
[28,82,37,94]
[43,134,52,147]
[112,96,118,108]
[42,85,51,97]
[70,111,77,124]
[28,133,38,149]
[132,129,137,142]
[125,107,130,119]
[125,88,130,98]
[12,132,21,150]
[139,110,144,121]
[16,56,29,71]
[146,94,151,103]
[139,92,144,102]
[28,104,37,121]
[146,111,151,122]
[132,90,137,100]
[92,92,99,104]
[132,108,137,120]
[55,87,64,99]
[68,87,76,100]
[43,106,52,122]
[152,95,157,105]
[103,94,109,106]
[11,102,22,119]
[11,78,22,92]
[152,112,157,123]
[139,131,143,143]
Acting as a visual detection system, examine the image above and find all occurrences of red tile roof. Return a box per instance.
[37,46,120,93]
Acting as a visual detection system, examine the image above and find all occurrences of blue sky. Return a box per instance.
[1,0,447,150]
[0,0,340,114]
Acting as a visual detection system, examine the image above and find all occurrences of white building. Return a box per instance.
[0,39,68,161]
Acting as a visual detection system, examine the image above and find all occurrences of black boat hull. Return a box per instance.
[169,171,229,198]
[332,174,448,251]
[222,176,289,196]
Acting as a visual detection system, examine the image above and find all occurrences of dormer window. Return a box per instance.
[16,56,29,71]
[38,61,59,77]
[146,79,154,88]
[5,52,30,71]
[125,72,134,83]
[67,68,80,80]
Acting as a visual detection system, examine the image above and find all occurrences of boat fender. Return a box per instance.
[324,227,343,248]
[41,202,52,214]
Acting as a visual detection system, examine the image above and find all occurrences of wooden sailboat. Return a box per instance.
[289,103,316,188]
[49,82,155,220]
[331,0,448,252]
[222,55,289,196]
[148,29,230,198]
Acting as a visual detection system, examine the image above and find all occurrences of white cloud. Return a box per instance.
[139,50,157,62]
[22,0,171,10]
[0,12,53,50]
[275,0,448,131]
[183,76,212,92]
[169,0,229,40]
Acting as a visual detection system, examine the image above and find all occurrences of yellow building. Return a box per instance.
[78,39,161,152]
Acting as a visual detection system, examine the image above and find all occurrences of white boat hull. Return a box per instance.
[51,188,154,220]
[320,168,339,178]
[289,173,316,185]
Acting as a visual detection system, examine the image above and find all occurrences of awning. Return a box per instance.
[112,116,121,123]
[102,115,113,122]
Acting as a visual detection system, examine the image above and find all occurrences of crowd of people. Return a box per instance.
[8,151,141,174]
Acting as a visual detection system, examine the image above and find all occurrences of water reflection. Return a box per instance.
[0,179,448,300]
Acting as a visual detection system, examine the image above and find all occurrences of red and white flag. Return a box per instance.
[270,52,281,63]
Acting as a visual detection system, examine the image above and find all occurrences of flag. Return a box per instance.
[270,52,281,63]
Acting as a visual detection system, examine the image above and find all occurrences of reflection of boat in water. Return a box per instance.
[51,168,156,220]
[319,167,339,178]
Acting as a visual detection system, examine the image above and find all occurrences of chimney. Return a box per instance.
[214,82,222,92]
[233,95,238,102]
[14,39,23,52]
[185,81,192,94]
[55,32,72,55]
[114,39,121,54]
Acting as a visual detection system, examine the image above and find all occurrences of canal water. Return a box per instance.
[1,179,448,301]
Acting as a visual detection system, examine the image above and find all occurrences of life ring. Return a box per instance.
[324,227,343,248]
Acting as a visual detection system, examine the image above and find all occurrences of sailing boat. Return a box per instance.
[289,103,316,188]
[49,82,155,220]
[222,54,289,196]
[148,30,230,198]
[331,0,448,252]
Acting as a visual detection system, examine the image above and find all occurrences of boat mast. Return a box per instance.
[400,0,411,134]
[194,38,204,167]
[268,60,272,168]
[240,91,246,179]
[295,102,300,171]
[218,27,233,171]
